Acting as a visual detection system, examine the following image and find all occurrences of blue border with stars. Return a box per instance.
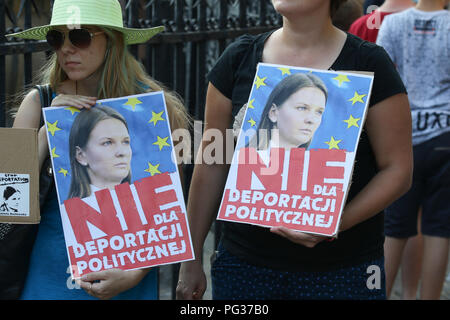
[237,63,374,152]
[43,91,177,204]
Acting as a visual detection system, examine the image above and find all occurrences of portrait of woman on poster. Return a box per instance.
[68,105,132,200]
[0,187,21,213]
[248,72,328,150]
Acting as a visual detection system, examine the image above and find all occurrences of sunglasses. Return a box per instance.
[46,28,104,50]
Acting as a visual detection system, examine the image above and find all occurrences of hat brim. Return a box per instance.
[7,25,164,45]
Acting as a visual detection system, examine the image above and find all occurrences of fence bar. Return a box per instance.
[260,0,267,27]
[194,0,207,121]
[173,0,185,98]
[24,0,32,86]
[239,0,247,28]
[0,1,6,127]
[127,0,139,58]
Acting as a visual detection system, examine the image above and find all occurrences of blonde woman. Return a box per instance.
[10,0,189,300]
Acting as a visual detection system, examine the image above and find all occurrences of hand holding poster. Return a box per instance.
[43,91,194,278]
[217,63,374,237]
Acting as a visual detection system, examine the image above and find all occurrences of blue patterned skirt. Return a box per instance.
[211,242,386,300]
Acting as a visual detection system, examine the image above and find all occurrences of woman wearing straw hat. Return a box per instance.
[10,0,189,300]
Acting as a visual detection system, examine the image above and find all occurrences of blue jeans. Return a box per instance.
[211,243,386,300]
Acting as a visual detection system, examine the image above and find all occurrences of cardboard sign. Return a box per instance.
[43,91,194,278]
[0,128,40,224]
[217,63,374,237]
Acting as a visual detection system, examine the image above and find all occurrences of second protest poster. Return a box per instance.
[217,63,374,237]
[43,91,194,279]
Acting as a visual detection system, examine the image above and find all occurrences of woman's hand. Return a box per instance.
[50,94,97,109]
[176,260,207,300]
[270,226,329,248]
[78,268,148,300]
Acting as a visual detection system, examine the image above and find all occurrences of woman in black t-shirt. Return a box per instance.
[177,0,413,300]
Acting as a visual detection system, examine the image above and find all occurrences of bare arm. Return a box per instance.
[339,93,413,231]
[176,83,233,299]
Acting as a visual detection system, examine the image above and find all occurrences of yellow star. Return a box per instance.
[248,118,256,127]
[149,111,165,126]
[278,67,291,76]
[144,162,161,176]
[124,97,143,111]
[58,168,68,177]
[348,91,367,105]
[153,136,170,151]
[64,107,81,115]
[254,75,267,89]
[247,99,255,109]
[46,120,62,136]
[51,147,60,158]
[325,136,342,150]
[333,74,350,87]
[343,114,361,129]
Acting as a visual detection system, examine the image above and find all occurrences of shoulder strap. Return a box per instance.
[34,84,53,127]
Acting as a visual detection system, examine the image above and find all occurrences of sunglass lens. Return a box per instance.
[46,30,64,50]
[69,29,92,49]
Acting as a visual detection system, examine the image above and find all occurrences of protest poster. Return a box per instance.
[0,127,39,224]
[217,63,374,236]
[43,91,194,278]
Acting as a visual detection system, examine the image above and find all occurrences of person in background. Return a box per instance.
[332,0,364,31]
[363,0,386,13]
[377,0,450,300]
[350,0,421,300]
[349,0,415,42]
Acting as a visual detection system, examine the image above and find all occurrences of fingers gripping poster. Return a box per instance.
[43,91,194,279]
[218,63,374,236]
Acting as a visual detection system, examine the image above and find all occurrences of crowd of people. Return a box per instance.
[0,0,448,300]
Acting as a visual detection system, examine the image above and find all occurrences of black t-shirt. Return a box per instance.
[207,31,407,271]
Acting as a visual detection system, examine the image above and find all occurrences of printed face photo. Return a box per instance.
[0,174,30,219]
[76,118,132,189]
[269,86,326,148]
[44,92,178,204]
[4,190,20,212]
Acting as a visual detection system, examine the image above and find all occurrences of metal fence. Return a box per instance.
[0,0,281,299]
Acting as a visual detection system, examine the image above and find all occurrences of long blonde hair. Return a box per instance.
[38,27,190,132]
